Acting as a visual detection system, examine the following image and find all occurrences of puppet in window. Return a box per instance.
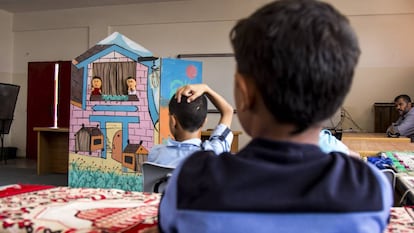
[126,76,137,95]
[91,76,102,96]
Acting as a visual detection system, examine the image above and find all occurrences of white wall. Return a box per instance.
[0,9,14,146]
[0,10,12,76]
[3,0,414,156]
[340,0,414,130]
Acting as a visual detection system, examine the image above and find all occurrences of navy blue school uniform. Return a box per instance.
[159,138,392,233]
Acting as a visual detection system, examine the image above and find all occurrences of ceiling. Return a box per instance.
[0,0,182,13]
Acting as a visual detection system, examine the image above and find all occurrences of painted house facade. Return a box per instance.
[68,32,202,191]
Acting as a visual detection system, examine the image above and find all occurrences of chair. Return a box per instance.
[142,162,175,193]
[382,168,396,190]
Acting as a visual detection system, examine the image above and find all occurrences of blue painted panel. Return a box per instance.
[92,105,138,112]
[160,58,203,107]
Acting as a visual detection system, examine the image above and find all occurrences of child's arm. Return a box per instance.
[175,84,234,127]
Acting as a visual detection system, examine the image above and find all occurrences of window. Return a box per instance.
[90,62,137,101]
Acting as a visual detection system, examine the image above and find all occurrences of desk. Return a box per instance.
[201,130,242,153]
[33,127,69,175]
[342,132,410,142]
[375,152,414,206]
[342,139,414,157]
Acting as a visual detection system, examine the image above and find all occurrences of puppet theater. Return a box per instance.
[68,32,202,191]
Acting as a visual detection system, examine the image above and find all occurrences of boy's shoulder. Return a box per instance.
[150,138,202,149]
[173,149,391,215]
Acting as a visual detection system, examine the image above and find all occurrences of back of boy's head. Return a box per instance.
[230,0,360,133]
[169,94,208,132]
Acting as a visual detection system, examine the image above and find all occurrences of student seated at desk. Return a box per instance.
[387,94,414,141]
[158,1,393,232]
[148,84,234,167]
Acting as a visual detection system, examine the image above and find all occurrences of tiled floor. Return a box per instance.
[0,157,36,169]
[0,157,68,186]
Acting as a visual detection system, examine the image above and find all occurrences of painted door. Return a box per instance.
[26,61,71,159]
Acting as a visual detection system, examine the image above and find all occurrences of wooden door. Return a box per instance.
[26,61,71,160]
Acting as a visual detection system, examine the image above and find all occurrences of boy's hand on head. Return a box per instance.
[176,83,232,127]
[175,84,209,103]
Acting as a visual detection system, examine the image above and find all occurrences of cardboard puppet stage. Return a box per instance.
[68,32,202,191]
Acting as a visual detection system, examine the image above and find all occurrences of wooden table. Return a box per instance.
[33,127,69,175]
[342,132,410,142]
[201,130,242,153]
[342,139,414,157]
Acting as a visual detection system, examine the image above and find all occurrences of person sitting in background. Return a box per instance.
[158,0,392,232]
[148,83,234,167]
[386,94,414,141]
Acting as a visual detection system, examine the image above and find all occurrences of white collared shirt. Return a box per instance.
[148,124,233,167]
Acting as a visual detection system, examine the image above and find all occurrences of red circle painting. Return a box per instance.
[186,65,197,79]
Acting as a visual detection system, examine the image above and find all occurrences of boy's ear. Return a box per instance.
[170,114,178,128]
[235,73,255,111]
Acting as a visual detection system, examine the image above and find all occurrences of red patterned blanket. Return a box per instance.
[0,185,160,232]
[386,206,414,232]
[4,184,410,232]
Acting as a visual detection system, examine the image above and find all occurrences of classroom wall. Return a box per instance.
[2,0,414,156]
[343,2,414,131]
[0,10,14,146]
[0,10,12,78]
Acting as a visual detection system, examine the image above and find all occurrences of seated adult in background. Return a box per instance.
[386,94,414,141]
[158,1,392,232]
[148,84,234,167]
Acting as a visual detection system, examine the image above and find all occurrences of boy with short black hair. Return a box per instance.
[148,83,233,167]
[169,94,207,135]
[158,0,392,232]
